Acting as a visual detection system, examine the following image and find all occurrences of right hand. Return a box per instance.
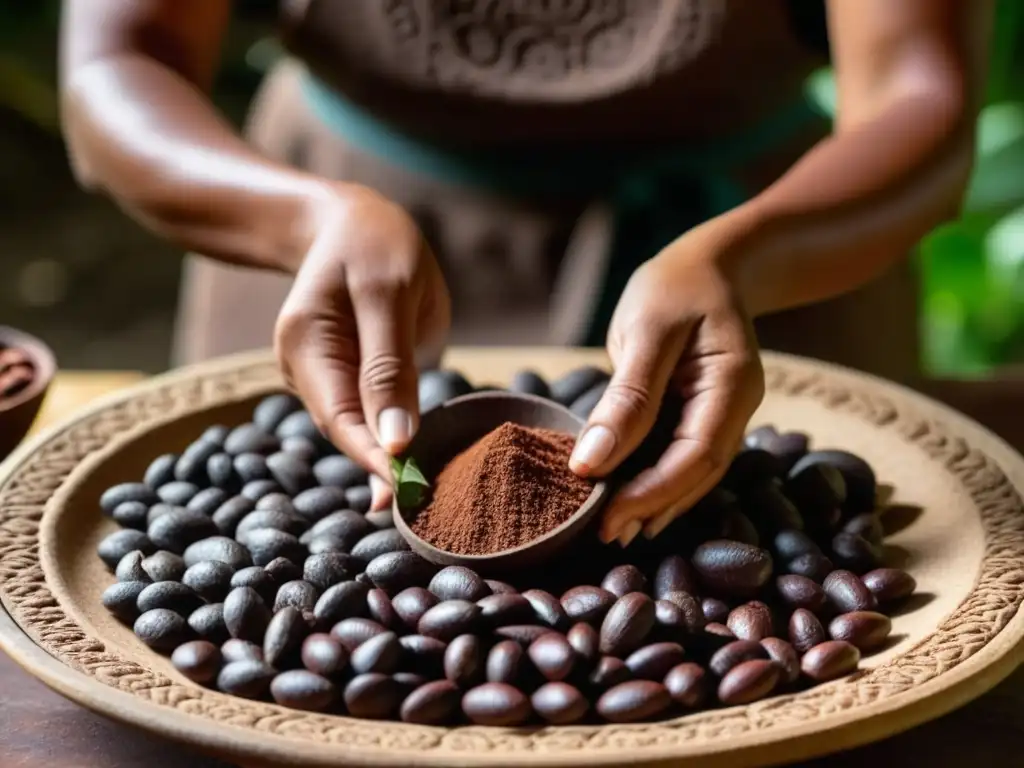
[274,184,451,509]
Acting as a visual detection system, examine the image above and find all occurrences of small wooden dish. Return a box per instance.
[0,326,56,462]
[392,390,609,575]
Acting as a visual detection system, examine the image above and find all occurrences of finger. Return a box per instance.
[275,292,395,509]
[598,352,763,542]
[351,280,421,456]
[569,323,691,478]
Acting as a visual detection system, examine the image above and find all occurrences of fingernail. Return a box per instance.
[369,474,390,510]
[618,520,642,547]
[378,408,414,453]
[570,425,616,475]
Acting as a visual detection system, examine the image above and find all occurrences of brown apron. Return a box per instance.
[174,0,919,383]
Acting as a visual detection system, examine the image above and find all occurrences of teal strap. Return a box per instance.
[302,72,825,343]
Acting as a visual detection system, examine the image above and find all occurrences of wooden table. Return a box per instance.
[5,367,1024,767]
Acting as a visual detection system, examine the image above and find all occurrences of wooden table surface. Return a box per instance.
[4,366,1024,767]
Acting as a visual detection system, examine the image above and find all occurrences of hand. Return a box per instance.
[274,184,451,509]
[568,219,765,544]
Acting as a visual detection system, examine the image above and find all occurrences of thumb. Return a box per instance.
[569,323,691,478]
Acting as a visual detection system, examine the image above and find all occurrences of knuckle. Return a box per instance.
[360,353,408,394]
[602,380,654,420]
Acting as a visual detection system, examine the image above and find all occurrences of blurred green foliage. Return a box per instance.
[1,1,1023,376]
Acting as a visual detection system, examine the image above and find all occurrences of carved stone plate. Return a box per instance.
[2,348,1024,768]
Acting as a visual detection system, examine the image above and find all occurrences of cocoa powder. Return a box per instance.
[411,422,594,555]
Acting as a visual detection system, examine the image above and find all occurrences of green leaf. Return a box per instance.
[391,456,431,510]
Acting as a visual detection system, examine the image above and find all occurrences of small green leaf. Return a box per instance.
[392,456,430,510]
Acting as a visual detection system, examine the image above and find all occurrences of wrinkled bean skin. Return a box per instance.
[789,609,828,654]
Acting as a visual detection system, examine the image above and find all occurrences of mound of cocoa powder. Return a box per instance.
[411,421,594,555]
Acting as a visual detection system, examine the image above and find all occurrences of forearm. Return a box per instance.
[720,89,973,316]
[62,54,333,273]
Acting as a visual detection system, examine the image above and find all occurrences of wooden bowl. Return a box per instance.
[1,348,1024,768]
[0,325,56,462]
[391,390,609,575]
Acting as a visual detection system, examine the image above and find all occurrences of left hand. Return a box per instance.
[568,219,766,544]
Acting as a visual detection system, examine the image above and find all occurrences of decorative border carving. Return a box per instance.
[1,354,1023,760]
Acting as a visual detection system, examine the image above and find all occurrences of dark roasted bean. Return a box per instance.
[172,640,221,683]
[823,570,877,613]
[345,485,373,514]
[789,608,827,654]
[528,633,575,682]
[273,580,320,614]
[264,606,308,667]
[691,540,773,598]
[157,481,200,507]
[242,528,305,567]
[444,634,484,687]
[549,366,608,406]
[532,682,588,724]
[588,656,631,692]
[187,487,228,516]
[842,513,885,547]
[400,680,461,725]
[494,625,551,645]
[98,530,155,570]
[254,394,302,433]
[241,479,280,502]
[350,528,409,561]
[794,450,876,514]
[522,589,569,630]
[141,551,187,582]
[217,660,275,699]
[560,586,616,625]
[331,618,388,653]
[344,673,403,719]
[221,638,264,663]
[862,568,916,605]
[115,551,151,583]
[134,608,194,652]
[304,553,361,591]
[366,552,436,594]
[761,637,800,683]
[462,683,532,726]
[418,600,481,642]
[478,593,533,627]
[718,659,780,705]
[137,581,204,616]
[601,564,649,598]
[234,453,271,483]
[566,623,600,663]
[391,587,439,628]
[101,482,159,514]
[828,611,892,651]
[223,586,272,643]
[148,508,218,554]
[708,639,768,677]
[206,453,238,493]
[230,566,277,604]
[236,509,306,541]
[313,455,367,489]
[224,424,278,456]
[773,529,822,561]
[597,680,671,723]
[366,589,403,630]
[659,591,705,634]
[144,455,178,491]
[293,487,350,523]
[301,633,348,677]
[486,640,524,685]
[350,631,402,675]
[188,603,229,644]
[801,640,861,681]
[183,536,252,571]
[398,634,448,676]
[102,581,148,623]
[831,531,882,573]
[599,592,656,656]
[700,598,730,624]
[211,496,255,536]
[270,669,336,711]
[744,426,808,472]
[786,462,845,532]
[664,662,708,707]
[776,574,827,612]
[429,566,490,602]
[624,642,686,681]
[112,501,149,530]
[314,581,371,627]
[264,556,303,585]
[510,370,550,398]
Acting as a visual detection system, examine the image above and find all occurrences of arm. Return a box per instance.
[61,0,451,495]
[60,0,330,272]
[718,0,993,316]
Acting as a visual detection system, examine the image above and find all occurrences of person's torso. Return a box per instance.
[279,0,830,147]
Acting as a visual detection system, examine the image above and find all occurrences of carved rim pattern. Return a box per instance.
[1,350,1024,767]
